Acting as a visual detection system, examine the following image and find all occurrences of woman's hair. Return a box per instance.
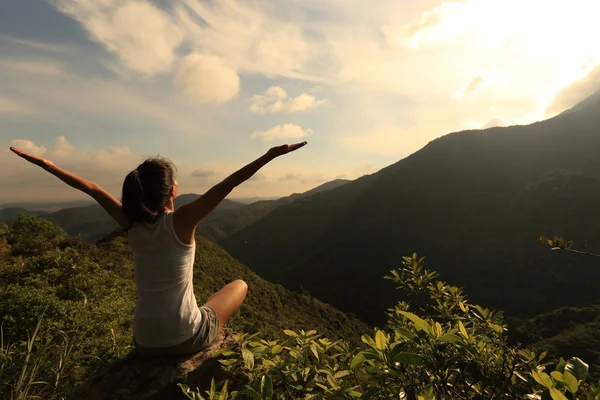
[121,157,177,226]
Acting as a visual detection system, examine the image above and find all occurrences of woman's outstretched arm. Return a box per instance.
[174,142,307,236]
[10,147,130,229]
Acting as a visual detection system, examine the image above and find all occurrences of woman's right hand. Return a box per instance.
[267,142,308,158]
[10,147,54,170]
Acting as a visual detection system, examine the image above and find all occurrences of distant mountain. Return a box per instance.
[0,181,348,243]
[230,196,280,204]
[197,179,350,241]
[0,199,94,212]
[174,195,245,220]
[221,91,600,325]
[0,208,45,226]
[42,204,121,242]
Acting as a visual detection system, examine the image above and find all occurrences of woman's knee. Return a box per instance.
[233,279,248,295]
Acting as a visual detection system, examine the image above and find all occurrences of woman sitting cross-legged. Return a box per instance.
[10,142,307,355]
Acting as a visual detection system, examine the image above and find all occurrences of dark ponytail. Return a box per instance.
[121,157,176,227]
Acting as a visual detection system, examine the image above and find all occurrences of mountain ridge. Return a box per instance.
[220,94,600,325]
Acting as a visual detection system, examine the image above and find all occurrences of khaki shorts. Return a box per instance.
[135,306,220,356]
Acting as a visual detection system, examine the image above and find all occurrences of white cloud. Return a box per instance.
[53,0,183,76]
[174,53,240,103]
[250,86,327,114]
[10,139,47,156]
[482,116,508,129]
[452,75,485,98]
[2,136,140,202]
[174,0,313,80]
[251,124,313,142]
[546,62,600,116]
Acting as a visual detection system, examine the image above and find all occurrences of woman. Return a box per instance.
[9,142,307,355]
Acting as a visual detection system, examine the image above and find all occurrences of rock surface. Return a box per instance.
[71,329,236,400]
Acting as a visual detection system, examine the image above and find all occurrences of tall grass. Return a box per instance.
[0,314,78,400]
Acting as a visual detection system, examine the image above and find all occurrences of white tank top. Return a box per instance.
[128,211,201,347]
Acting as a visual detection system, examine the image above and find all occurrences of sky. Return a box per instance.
[1,0,600,203]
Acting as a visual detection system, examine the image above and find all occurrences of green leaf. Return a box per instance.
[550,371,564,382]
[271,345,283,354]
[395,328,416,341]
[350,352,366,369]
[532,370,553,389]
[310,343,320,360]
[458,321,469,339]
[334,370,351,379]
[361,334,376,348]
[375,330,387,351]
[398,311,432,335]
[218,381,229,400]
[242,387,262,400]
[390,352,425,365]
[283,330,298,337]
[326,374,338,389]
[563,370,579,394]
[261,375,273,400]
[241,348,254,370]
[437,333,463,345]
[549,388,568,400]
[565,357,588,382]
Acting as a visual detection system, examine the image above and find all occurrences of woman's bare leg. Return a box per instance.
[203,279,248,332]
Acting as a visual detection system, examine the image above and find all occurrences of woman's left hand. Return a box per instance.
[10,147,54,169]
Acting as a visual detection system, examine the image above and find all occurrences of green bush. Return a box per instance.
[182,255,600,399]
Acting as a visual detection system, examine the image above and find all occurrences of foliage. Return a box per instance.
[182,254,600,399]
[540,235,600,258]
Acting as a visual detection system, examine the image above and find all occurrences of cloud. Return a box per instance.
[0,96,42,117]
[10,139,47,156]
[546,63,600,116]
[0,51,205,135]
[248,173,266,182]
[279,172,303,182]
[251,124,313,142]
[0,59,66,76]
[173,53,240,103]
[174,0,312,80]
[482,116,508,129]
[2,136,139,201]
[395,2,474,49]
[353,160,376,178]
[249,86,327,114]
[190,169,215,178]
[459,76,484,96]
[53,0,183,76]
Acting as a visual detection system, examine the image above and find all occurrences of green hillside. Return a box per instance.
[221,92,600,326]
[0,215,367,398]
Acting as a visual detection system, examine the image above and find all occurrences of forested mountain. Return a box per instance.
[196,179,350,241]
[221,92,600,326]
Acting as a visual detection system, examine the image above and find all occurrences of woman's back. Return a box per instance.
[128,211,201,348]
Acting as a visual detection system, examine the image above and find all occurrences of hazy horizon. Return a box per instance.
[2,0,600,203]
